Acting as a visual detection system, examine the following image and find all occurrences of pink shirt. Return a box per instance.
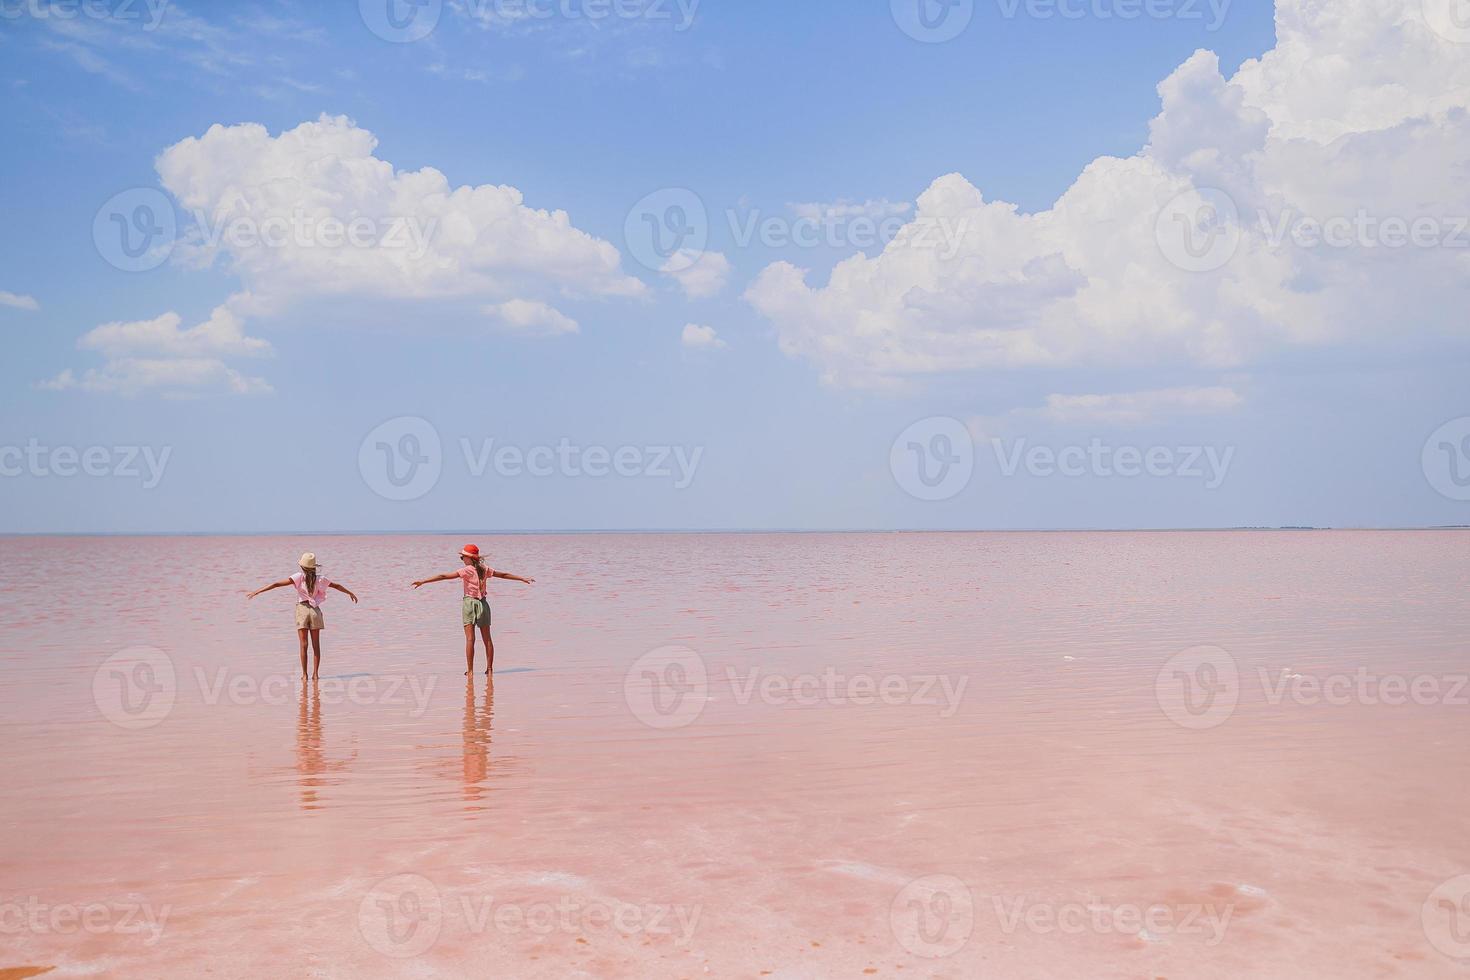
[291,572,332,608]
[458,565,493,599]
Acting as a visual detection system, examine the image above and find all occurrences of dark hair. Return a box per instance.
[303,567,317,594]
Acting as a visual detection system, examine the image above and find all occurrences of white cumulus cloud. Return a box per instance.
[746,0,1470,389]
[485,299,580,336]
[1039,386,1243,427]
[48,114,644,395]
[0,291,40,311]
[681,323,727,351]
[662,249,731,299]
[39,360,272,398]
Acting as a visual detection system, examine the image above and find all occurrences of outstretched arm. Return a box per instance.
[329,582,359,603]
[412,572,460,589]
[246,578,293,600]
[493,570,535,585]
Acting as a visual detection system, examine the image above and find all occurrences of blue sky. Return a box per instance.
[2,0,1468,532]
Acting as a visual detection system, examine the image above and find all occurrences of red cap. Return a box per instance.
[460,544,481,558]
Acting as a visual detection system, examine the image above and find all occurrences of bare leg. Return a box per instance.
[298,628,309,679]
[309,629,322,680]
[480,625,494,675]
[464,624,476,676]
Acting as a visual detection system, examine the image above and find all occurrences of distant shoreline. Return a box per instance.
[1,527,1467,538]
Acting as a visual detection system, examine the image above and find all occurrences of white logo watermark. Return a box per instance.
[93,189,439,273]
[890,875,975,957]
[624,190,970,273]
[991,894,1234,945]
[992,438,1235,489]
[1260,668,1468,707]
[1156,187,1470,272]
[996,0,1231,30]
[725,667,968,718]
[624,646,709,729]
[891,417,975,502]
[93,646,177,730]
[1423,874,1470,960]
[1423,417,1470,501]
[1422,0,1470,44]
[195,669,438,715]
[891,0,975,43]
[357,872,700,958]
[1156,645,1240,730]
[357,417,704,502]
[460,438,703,489]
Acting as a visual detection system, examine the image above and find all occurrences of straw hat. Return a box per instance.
[299,552,320,569]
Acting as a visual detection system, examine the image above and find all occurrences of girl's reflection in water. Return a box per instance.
[462,677,494,809]
[295,680,356,811]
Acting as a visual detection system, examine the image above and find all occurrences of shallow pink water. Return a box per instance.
[1,532,1468,977]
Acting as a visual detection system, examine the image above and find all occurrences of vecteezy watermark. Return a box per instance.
[359,0,698,42]
[624,646,709,729]
[1155,187,1242,273]
[93,649,441,729]
[890,875,975,958]
[1156,645,1240,730]
[890,417,976,502]
[1423,874,1470,961]
[1259,668,1469,708]
[359,417,444,502]
[891,0,975,42]
[0,896,171,946]
[624,189,969,274]
[889,421,1234,501]
[725,667,969,718]
[1422,416,1470,502]
[180,207,437,259]
[725,207,969,258]
[92,190,434,273]
[991,894,1235,945]
[359,874,444,959]
[357,417,705,502]
[992,438,1235,489]
[0,440,172,488]
[1156,187,1470,273]
[195,669,438,716]
[93,647,177,730]
[1158,650,1468,729]
[460,438,703,489]
[1422,0,1470,45]
[93,189,439,273]
[358,873,701,958]
[0,0,170,30]
[624,188,709,274]
[623,647,969,729]
[995,0,1232,30]
[93,187,178,273]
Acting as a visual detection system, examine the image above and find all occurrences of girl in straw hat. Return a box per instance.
[412,544,534,675]
[247,552,359,680]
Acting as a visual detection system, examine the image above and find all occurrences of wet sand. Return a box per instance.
[1,532,1467,977]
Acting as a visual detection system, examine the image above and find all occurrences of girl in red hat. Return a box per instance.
[412,544,534,674]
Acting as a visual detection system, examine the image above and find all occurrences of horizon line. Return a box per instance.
[2,526,1469,538]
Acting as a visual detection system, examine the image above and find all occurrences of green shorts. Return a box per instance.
[462,597,492,628]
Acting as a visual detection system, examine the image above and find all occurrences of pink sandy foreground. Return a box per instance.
[1,532,1467,978]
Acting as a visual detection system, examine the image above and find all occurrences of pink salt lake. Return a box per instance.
[1,532,1467,978]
